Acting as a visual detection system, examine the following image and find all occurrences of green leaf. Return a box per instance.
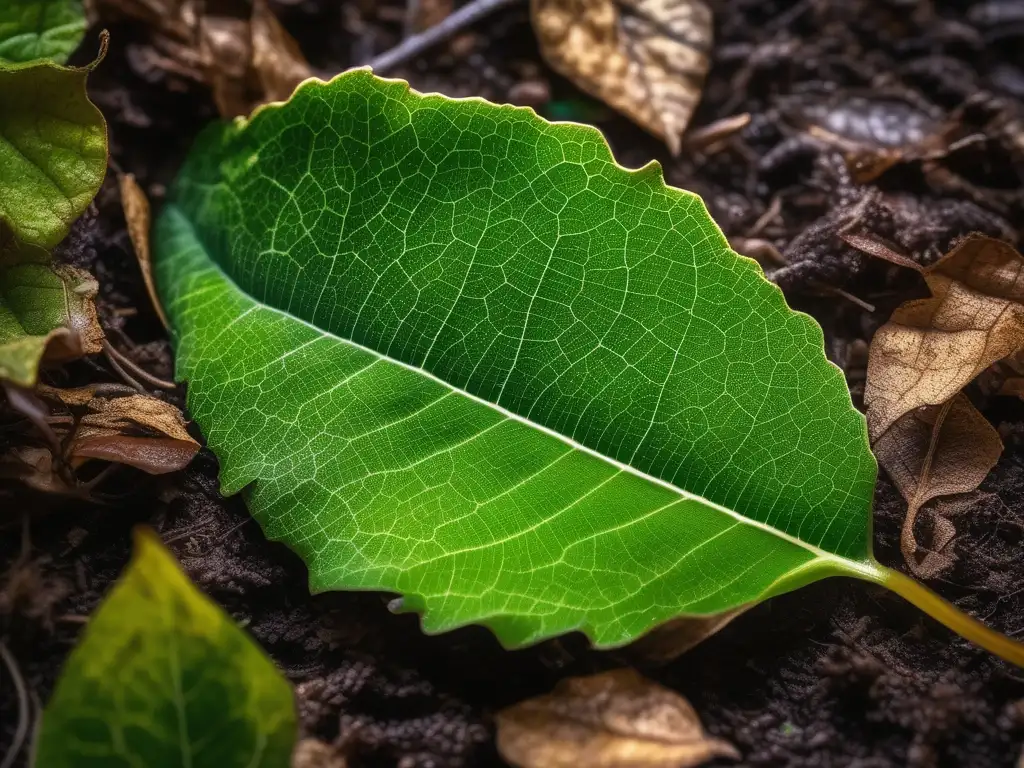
[0,52,106,248]
[34,528,297,768]
[153,70,1024,665]
[0,233,103,386]
[0,0,86,65]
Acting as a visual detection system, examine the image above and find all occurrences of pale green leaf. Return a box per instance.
[152,71,1024,664]
[0,54,106,248]
[34,528,297,768]
[0,0,86,65]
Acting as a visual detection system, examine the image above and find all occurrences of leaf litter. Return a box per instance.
[860,233,1024,576]
[532,0,712,155]
[496,668,738,768]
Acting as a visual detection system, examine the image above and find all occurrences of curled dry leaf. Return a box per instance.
[865,234,1024,440]
[91,0,310,117]
[874,394,1002,577]
[496,668,738,768]
[68,393,199,474]
[118,174,168,329]
[531,0,712,155]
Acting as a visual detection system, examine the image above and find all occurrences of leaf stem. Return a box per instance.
[367,0,521,74]
[882,567,1024,667]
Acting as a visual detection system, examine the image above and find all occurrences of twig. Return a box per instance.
[103,342,175,391]
[367,0,520,74]
[0,642,31,768]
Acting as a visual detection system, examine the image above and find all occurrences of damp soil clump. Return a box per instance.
[3,1,1024,766]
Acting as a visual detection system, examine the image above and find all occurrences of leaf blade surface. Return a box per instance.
[155,71,879,647]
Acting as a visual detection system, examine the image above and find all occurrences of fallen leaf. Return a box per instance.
[291,739,348,768]
[35,528,297,767]
[91,0,310,117]
[118,174,169,328]
[250,0,311,106]
[626,608,749,663]
[874,394,1002,577]
[0,446,77,495]
[68,393,199,474]
[0,236,104,387]
[865,234,1024,440]
[408,0,453,32]
[531,0,712,155]
[496,669,738,768]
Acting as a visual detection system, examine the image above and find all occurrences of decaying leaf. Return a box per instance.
[0,446,77,495]
[531,0,712,155]
[864,234,1024,441]
[626,608,749,663]
[874,394,1001,577]
[90,0,311,117]
[67,393,199,474]
[0,237,104,387]
[496,669,738,768]
[118,174,168,328]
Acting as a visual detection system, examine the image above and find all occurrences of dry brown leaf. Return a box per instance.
[68,394,199,474]
[91,0,310,117]
[531,0,712,155]
[407,0,453,33]
[865,234,1024,440]
[874,394,1001,577]
[496,668,738,768]
[251,0,312,105]
[0,447,78,496]
[291,739,348,768]
[625,608,748,663]
[118,174,169,330]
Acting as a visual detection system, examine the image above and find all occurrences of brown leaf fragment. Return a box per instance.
[496,668,739,768]
[873,394,1001,577]
[250,0,312,106]
[625,607,749,663]
[531,0,712,155]
[91,0,310,117]
[0,447,77,496]
[865,234,1024,440]
[67,394,199,474]
[118,174,169,330]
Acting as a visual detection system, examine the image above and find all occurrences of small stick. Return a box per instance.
[0,642,31,768]
[367,0,520,74]
[103,342,176,391]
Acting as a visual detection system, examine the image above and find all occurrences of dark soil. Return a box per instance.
[4,0,1024,766]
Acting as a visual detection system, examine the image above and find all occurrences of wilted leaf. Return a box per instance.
[496,669,738,768]
[532,0,712,155]
[0,0,86,64]
[67,393,199,473]
[865,234,1024,441]
[119,173,169,328]
[153,72,1024,665]
[92,0,310,117]
[874,394,1002,577]
[0,46,107,248]
[0,238,104,387]
[35,527,297,767]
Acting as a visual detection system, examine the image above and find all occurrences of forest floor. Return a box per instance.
[4,0,1024,766]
